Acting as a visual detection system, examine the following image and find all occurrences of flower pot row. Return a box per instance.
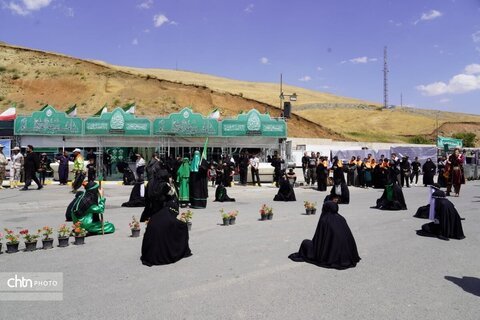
[305,208,317,215]
[0,236,85,254]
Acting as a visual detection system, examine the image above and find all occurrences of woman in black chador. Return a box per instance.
[416,189,465,241]
[289,201,360,270]
[214,183,235,202]
[414,185,442,219]
[273,174,296,201]
[422,158,436,186]
[140,167,173,222]
[121,181,146,207]
[324,178,350,204]
[141,171,192,266]
[372,179,407,210]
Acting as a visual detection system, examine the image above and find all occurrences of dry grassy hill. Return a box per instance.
[1,43,479,145]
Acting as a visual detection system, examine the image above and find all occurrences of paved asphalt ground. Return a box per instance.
[0,180,479,320]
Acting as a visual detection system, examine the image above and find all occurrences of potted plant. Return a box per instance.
[20,229,40,252]
[229,210,238,225]
[259,204,269,221]
[260,204,273,220]
[129,216,141,237]
[304,201,317,215]
[71,222,87,245]
[220,209,230,226]
[40,226,54,249]
[3,229,20,253]
[57,224,70,247]
[179,210,193,231]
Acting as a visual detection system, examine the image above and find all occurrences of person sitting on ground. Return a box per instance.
[414,184,442,219]
[288,201,360,269]
[141,170,192,266]
[273,174,296,201]
[69,181,115,235]
[324,178,350,204]
[121,180,146,207]
[286,168,297,187]
[416,188,465,241]
[214,183,235,202]
[372,178,407,210]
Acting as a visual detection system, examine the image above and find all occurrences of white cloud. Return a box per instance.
[316,66,323,71]
[473,31,480,43]
[350,56,368,64]
[5,0,52,15]
[417,65,480,95]
[415,9,443,24]
[260,57,270,65]
[244,4,254,13]
[153,14,169,27]
[138,0,153,9]
[465,64,480,75]
[298,76,312,82]
[143,29,150,33]
[132,38,138,45]
[64,6,73,17]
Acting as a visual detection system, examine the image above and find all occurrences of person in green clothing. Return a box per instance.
[177,157,190,207]
[70,181,115,235]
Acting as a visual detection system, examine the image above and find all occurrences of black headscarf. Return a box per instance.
[71,181,100,219]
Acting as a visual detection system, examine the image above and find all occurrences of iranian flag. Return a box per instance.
[66,104,77,117]
[208,108,221,120]
[122,103,135,114]
[0,106,16,120]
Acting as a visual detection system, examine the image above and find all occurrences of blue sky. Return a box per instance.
[1,0,480,114]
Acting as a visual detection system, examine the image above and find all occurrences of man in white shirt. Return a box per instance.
[249,154,261,186]
[10,146,24,189]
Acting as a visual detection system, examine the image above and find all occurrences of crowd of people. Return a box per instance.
[0,143,470,270]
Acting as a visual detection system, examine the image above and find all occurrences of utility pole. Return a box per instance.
[383,46,389,109]
[400,92,403,107]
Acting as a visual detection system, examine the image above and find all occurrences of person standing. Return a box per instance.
[135,154,146,181]
[0,144,7,189]
[271,152,283,187]
[437,156,447,188]
[307,152,317,186]
[189,150,208,209]
[56,151,69,185]
[316,157,328,191]
[301,152,310,185]
[38,153,50,186]
[86,149,96,165]
[347,156,357,186]
[355,156,364,187]
[146,152,160,182]
[10,146,23,189]
[400,156,411,188]
[238,152,249,186]
[445,148,465,197]
[249,154,261,186]
[422,158,437,187]
[176,158,190,207]
[410,157,421,186]
[103,150,112,178]
[71,148,85,193]
[20,145,42,191]
[86,158,96,182]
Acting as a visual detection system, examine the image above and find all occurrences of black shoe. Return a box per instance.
[37,185,43,190]
[19,187,28,191]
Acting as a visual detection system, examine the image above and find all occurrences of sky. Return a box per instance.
[1,0,480,114]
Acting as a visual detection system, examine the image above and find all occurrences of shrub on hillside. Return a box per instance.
[452,132,476,147]
[409,135,431,144]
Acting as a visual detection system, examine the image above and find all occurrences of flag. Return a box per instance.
[122,103,135,114]
[40,104,49,111]
[201,137,208,160]
[66,104,77,117]
[208,108,220,120]
[94,104,108,116]
[0,105,16,120]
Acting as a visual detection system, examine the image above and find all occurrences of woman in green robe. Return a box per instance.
[70,181,115,235]
[177,158,190,207]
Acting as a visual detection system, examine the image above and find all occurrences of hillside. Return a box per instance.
[0,43,344,139]
[0,43,479,145]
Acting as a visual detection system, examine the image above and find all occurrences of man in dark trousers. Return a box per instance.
[238,151,249,186]
[301,152,310,184]
[410,157,421,186]
[20,145,42,190]
[400,156,411,188]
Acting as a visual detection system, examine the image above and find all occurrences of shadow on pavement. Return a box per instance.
[444,276,480,297]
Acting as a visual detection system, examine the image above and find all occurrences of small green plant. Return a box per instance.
[4,228,19,244]
[179,210,194,223]
[58,224,70,238]
[19,229,40,243]
[0,66,6,73]
[304,201,317,209]
[39,226,53,240]
[220,209,230,219]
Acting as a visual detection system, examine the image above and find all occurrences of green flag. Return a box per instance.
[201,137,208,160]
